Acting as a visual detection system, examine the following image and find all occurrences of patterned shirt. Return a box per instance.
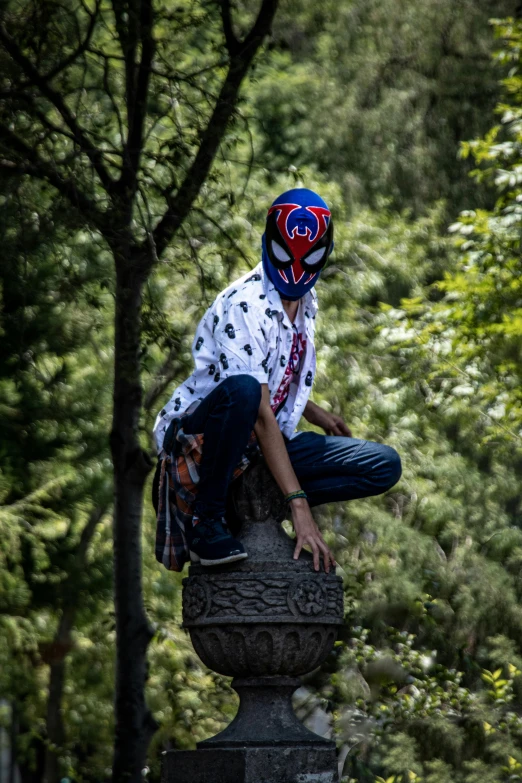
[271,319,307,415]
[153,261,318,452]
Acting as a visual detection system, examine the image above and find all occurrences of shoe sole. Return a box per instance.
[190,550,248,566]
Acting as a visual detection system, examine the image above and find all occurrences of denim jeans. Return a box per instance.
[182,374,262,520]
[285,430,402,507]
[171,374,402,520]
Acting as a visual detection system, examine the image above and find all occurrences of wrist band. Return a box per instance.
[285,490,308,503]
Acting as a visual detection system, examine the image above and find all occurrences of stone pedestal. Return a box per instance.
[162,747,338,783]
[161,461,343,783]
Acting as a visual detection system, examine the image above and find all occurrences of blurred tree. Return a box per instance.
[0,1,279,780]
[253,0,520,215]
[399,18,522,449]
[295,198,522,781]
[3,3,522,783]
[295,18,522,780]
[0,175,114,782]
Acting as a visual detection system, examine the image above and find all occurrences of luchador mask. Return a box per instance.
[262,188,334,301]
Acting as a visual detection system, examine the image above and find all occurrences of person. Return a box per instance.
[153,188,401,573]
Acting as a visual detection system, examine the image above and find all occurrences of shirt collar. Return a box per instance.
[257,262,319,318]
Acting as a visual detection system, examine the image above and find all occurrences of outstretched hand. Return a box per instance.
[290,498,336,573]
[320,412,352,437]
[304,401,352,437]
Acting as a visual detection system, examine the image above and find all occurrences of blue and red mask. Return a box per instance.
[262,188,333,301]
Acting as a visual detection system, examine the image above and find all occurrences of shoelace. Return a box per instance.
[194,517,230,542]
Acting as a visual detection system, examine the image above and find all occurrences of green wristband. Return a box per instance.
[285,490,308,503]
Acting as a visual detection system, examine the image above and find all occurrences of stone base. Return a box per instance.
[199,678,331,748]
[161,746,339,783]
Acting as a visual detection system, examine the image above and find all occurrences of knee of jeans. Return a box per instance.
[222,374,262,415]
[381,445,402,489]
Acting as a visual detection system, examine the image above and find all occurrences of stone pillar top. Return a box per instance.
[167,459,343,782]
[233,458,287,524]
[189,460,319,572]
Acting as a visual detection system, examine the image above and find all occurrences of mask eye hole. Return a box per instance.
[304,247,326,266]
[271,240,291,263]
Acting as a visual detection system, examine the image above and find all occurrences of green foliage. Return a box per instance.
[2,3,522,783]
[303,17,522,783]
[303,191,522,779]
[396,19,522,451]
[254,0,521,214]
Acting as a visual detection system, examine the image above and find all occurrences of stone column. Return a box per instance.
[161,461,344,783]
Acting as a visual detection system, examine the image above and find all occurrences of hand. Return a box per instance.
[291,499,336,573]
[322,412,352,437]
[309,405,352,437]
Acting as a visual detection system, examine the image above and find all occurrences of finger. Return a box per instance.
[310,540,320,571]
[314,536,328,571]
[321,546,330,573]
[331,425,343,437]
[318,539,336,570]
[317,540,331,573]
[338,421,352,436]
[293,540,303,561]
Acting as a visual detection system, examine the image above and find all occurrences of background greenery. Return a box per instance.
[1,2,522,782]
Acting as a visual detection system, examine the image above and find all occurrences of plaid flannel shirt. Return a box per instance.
[155,416,257,571]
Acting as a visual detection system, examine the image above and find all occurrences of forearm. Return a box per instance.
[254,406,302,497]
[303,399,322,425]
[256,398,325,486]
[254,385,335,572]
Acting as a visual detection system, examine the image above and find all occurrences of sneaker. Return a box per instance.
[187,516,248,566]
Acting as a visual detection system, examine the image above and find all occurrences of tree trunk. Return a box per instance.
[43,659,66,783]
[110,253,156,783]
[42,607,75,783]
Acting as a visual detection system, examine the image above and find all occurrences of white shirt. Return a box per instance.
[153,261,318,452]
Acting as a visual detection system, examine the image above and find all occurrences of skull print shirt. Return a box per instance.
[270,319,307,416]
[153,262,318,453]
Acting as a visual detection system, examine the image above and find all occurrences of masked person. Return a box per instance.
[153,188,401,572]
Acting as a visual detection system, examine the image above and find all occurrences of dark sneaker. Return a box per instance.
[187,516,248,566]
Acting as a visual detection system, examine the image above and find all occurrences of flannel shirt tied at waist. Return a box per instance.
[155,416,259,572]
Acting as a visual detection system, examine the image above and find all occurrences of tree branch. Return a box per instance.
[143,343,181,414]
[241,0,278,53]
[147,0,278,264]
[0,125,107,232]
[77,503,109,562]
[0,22,116,196]
[193,205,254,268]
[118,0,155,201]
[110,0,140,122]
[220,0,240,56]
[44,0,102,82]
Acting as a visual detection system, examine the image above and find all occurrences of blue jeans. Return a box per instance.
[285,430,402,507]
[182,374,262,520]
[176,375,402,520]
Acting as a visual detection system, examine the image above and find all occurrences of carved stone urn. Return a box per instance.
[161,461,344,783]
